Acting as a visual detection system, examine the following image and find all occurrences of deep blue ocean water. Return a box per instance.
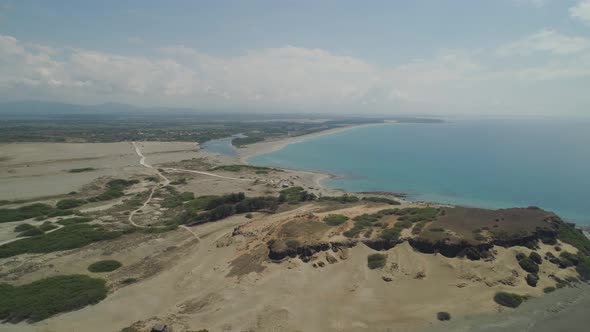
[249,119,590,225]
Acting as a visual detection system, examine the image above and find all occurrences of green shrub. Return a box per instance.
[559,251,580,265]
[318,194,359,204]
[397,207,439,223]
[367,253,387,269]
[46,209,75,217]
[184,195,219,212]
[0,203,54,223]
[380,228,401,241]
[543,286,556,293]
[412,221,426,235]
[56,199,85,210]
[515,252,526,261]
[324,214,349,226]
[170,177,187,185]
[576,255,590,281]
[38,222,58,232]
[67,167,96,173]
[353,213,380,224]
[518,257,539,274]
[57,217,92,226]
[285,239,300,249]
[121,278,137,285]
[556,222,590,256]
[17,227,44,237]
[394,220,412,229]
[89,179,139,202]
[88,260,122,273]
[14,223,35,233]
[361,197,400,205]
[493,292,524,308]
[0,275,107,322]
[526,273,539,287]
[0,224,122,258]
[437,312,451,321]
[178,192,195,201]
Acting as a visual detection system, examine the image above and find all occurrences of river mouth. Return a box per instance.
[200,133,246,157]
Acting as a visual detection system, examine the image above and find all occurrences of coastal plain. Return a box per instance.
[0,129,589,332]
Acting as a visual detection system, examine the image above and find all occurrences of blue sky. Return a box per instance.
[1,0,590,116]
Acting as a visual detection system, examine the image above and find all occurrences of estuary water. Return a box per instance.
[249,119,590,225]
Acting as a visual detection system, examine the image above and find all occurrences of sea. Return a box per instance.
[245,118,590,225]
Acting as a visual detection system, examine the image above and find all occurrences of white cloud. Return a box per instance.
[570,0,590,24]
[496,29,590,56]
[1,34,590,115]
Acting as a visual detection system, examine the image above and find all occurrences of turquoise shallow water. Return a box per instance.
[249,119,590,225]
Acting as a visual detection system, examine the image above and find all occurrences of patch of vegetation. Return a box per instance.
[56,198,85,210]
[437,312,451,321]
[0,224,122,258]
[56,217,92,226]
[0,203,54,223]
[367,253,387,269]
[46,209,75,218]
[361,196,400,205]
[67,167,96,173]
[543,286,556,293]
[555,222,590,256]
[88,260,122,273]
[526,273,539,287]
[88,179,139,202]
[412,221,427,235]
[318,194,359,204]
[184,195,220,211]
[397,207,439,222]
[17,227,44,237]
[0,275,107,322]
[121,278,137,285]
[395,220,413,229]
[212,165,276,173]
[380,227,401,241]
[170,177,187,185]
[14,223,35,233]
[559,251,579,266]
[278,187,316,204]
[38,222,58,232]
[232,134,265,147]
[324,214,349,226]
[493,292,524,308]
[518,256,540,274]
[285,239,300,249]
[353,213,381,224]
[160,191,195,209]
[576,255,590,281]
[180,193,279,224]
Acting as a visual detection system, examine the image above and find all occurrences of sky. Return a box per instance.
[1,0,590,116]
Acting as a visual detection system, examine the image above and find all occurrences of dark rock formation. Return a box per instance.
[408,238,493,260]
[267,239,356,262]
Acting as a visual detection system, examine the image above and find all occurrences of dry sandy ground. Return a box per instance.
[1,139,588,332]
[2,202,582,332]
[0,142,197,200]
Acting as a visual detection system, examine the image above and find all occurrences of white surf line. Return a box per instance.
[163,167,253,182]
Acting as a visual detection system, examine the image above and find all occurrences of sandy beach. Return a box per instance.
[237,122,392,164]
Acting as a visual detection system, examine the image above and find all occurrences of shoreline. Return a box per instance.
[237,122,392,163]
